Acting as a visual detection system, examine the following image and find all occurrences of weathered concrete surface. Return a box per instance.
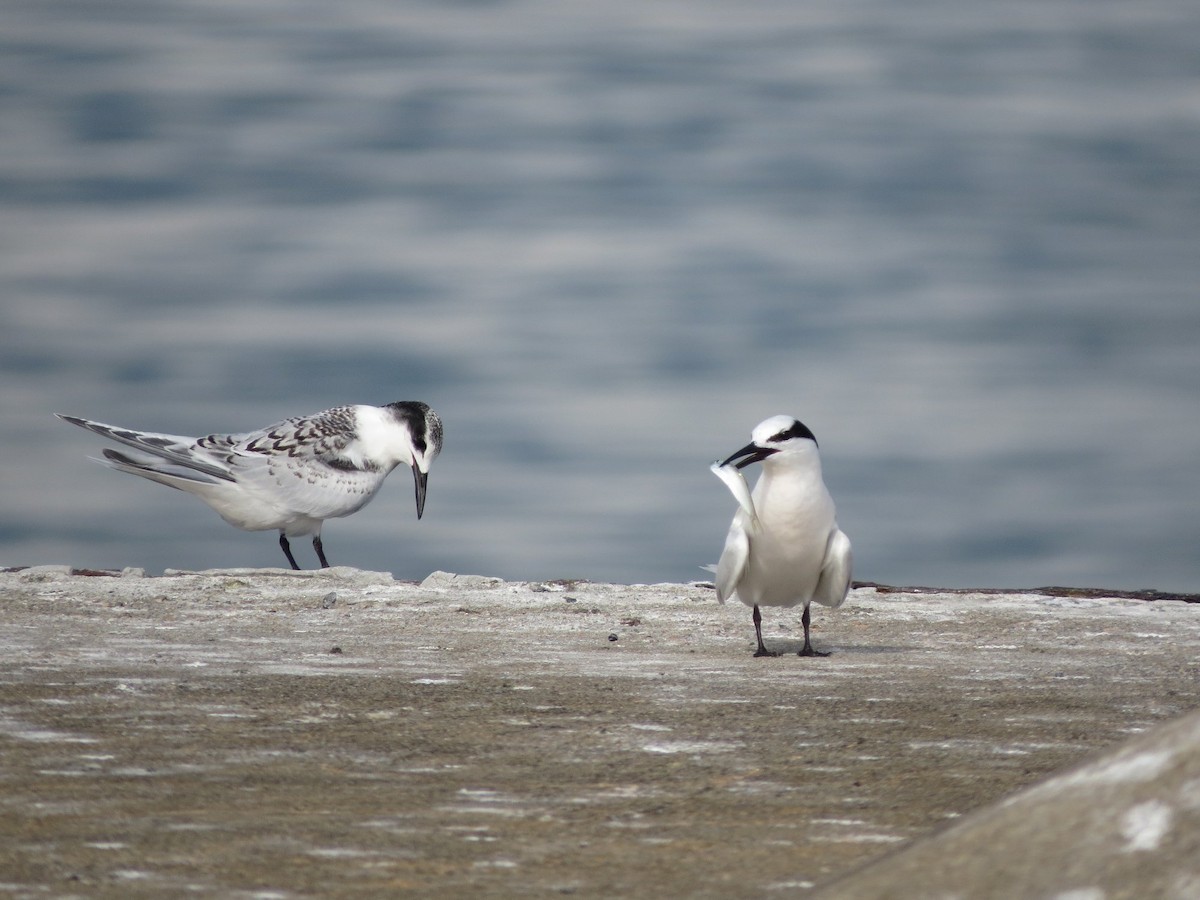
[814,708,1200,900]
[0,567,1197,898]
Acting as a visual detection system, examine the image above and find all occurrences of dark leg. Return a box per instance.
[752,605,779,657]
[279,534,301,570]
[798,604,830,657]
[313,535,330,569]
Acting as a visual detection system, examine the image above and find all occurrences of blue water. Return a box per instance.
[3,1,1199,590]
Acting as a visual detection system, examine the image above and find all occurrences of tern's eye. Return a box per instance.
[770,421,817,445]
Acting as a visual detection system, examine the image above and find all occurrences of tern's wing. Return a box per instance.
[222,410,390,518]
[812,527,853,609]
[57,415,234,483]
[714,514,751,605]
[226,408,358,463]
[710,462,757,522]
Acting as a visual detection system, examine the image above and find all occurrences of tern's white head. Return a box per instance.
[719,415,819,470]
[383,401,443,518]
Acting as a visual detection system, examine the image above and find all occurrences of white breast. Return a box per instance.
[739,463,837,608]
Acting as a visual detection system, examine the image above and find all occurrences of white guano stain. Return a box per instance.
[1118,800,1173,852]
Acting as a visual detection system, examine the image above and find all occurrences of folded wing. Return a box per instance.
[812,528,853,609]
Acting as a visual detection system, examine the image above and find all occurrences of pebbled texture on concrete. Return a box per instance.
[813,707,1200,899]
[0,567,1198,897]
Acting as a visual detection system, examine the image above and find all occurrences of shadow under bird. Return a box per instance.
[57,402,443,570]
[711,415,852,657]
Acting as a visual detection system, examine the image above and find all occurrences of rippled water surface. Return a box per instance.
[3,1,1199,590]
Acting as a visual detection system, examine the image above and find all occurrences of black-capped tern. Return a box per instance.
[712,415,852,657]
[57,402,443,570]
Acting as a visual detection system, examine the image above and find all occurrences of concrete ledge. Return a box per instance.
[814,709,1200,899]
[0,570,1197,897]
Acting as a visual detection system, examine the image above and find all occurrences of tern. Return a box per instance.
[711,415,852,657]
[57,401,443,570]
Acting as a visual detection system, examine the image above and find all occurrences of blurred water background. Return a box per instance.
[2,1,1198,590]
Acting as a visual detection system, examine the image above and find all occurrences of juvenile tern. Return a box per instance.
[57,402,443,570]
[711,415,852,657]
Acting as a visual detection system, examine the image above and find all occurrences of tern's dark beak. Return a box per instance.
[412,466,428,519]
[720,441,778,470]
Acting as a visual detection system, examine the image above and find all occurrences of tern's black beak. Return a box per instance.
[720,441,778,470]
[412,466,428,519]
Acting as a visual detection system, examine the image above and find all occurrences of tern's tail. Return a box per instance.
[98,447,229,490]
[57,414,235,484]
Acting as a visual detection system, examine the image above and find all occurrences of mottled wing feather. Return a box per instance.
[221,408,389,520]
[100,448,228,487]
[57,415,234,482]
[232,407,358,462]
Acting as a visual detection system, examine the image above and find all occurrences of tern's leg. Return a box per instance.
[279,534,301,571]
[312,535,330,569]
[798,604,830,657]
[752,605,779,658]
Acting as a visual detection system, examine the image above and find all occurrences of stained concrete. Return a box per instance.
[0,566,1197,898]
[814,708,1200,899]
